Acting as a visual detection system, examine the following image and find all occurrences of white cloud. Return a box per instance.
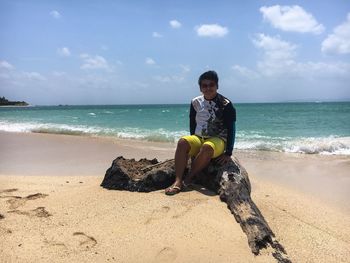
[0,60,14,70]
[145,57,156,65]
[50,10,61,19]
[293,61,350,76]
[170,20,182,29]
[0,61,46,82]
[80,54,110,70]
[195,24,228,38]
[57,47,71,57]
[0,60,15,81]
[322,13,350,54]
[152,32,163,38]
[253,33,297,65]
[153,76,171,82]
[180,64,190,73]
[253,34,296,51]
[52,71,67,77]
[253,33,298,75]
[23,72,46,81]
[153,64,190,83]
[153,75,185,83]
[246,33,350,78]
[260,5,324,34]
[232,65,260,78]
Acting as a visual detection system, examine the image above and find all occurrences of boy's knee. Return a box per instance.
[200,144,214,157]
[177,138,190,152]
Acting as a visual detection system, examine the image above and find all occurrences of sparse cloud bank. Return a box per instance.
[0,60,46,84]
[232,33,350,79]
[1,1,349,104]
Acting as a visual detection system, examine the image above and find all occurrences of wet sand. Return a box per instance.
[0,132,350,262]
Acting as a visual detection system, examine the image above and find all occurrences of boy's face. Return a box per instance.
[200,79,218,100]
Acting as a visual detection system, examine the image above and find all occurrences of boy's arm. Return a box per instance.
[190,103,196,135]
[224,103,236,156]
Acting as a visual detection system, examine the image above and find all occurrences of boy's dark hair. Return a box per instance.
[198,70,219,86]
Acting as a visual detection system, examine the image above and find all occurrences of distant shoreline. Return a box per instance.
[0,105,31,107]
[2,100,349,107]
[0,96,29,107]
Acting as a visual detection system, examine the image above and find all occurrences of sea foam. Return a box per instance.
[235,135,350,155]
[0,121,101,136]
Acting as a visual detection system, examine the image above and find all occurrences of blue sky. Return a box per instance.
[0,0,350,105]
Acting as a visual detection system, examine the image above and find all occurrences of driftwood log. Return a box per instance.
[101,156,291,263]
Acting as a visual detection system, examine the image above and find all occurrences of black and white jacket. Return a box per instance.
[189,93,236,156]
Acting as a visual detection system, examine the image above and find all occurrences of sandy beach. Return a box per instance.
[1,131,350,262]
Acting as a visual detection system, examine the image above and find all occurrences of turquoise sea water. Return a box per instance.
[1,102,349,155]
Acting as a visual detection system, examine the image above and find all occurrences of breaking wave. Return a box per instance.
[236,135,350,155]
[0,120,349,155]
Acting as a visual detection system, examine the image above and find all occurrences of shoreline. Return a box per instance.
[1,130,350,156]
[1,131,349,210]
[1,131,350,262]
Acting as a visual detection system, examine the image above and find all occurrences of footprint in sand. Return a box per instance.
[0,226,12,235]
[44,239,67,249]
[43,233,97,253]
[0,188,18,194]
[145,199,207,224]
[72,232,97,250]
[171,198,207,219]
[6,196,27,210]
[145,206,171,224]
[0,189,19,202]
[155,247,177,262]
[8,207,52,218]
[1,202,12,234]
[6,193,48,210]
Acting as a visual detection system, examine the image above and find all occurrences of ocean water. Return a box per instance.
[1,102,349,155]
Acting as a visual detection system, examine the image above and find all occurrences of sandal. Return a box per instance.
[165,185,182,196]
[182,180,192,188]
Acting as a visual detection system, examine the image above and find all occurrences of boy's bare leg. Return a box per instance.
[169,138,190,188]
[184,144,213,184]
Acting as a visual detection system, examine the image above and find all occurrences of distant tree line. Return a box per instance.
[0,96,28,106]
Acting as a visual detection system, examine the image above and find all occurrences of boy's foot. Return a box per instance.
[165,184,182,195]
[182,180,193,188]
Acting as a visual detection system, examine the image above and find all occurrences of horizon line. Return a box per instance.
[21,99,350,107]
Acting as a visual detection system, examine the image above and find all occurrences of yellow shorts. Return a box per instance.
[182,135,225,158]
